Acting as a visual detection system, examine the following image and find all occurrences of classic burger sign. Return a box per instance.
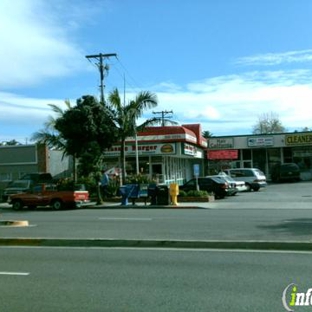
[105,143,176,156]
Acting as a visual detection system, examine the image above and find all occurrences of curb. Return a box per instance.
[0,238,312,251]
[86,204,207,209]
[0,220,29,227]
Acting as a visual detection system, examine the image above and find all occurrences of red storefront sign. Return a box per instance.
[207,149,238,160]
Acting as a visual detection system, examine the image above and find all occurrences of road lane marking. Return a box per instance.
[0,272,29,276]
[98,217,152,221]
[284,220,312,223]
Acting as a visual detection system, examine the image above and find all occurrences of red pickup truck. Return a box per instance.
[8,183,92,210]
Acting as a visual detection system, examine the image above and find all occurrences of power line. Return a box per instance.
[153,110,173,126]
[115,56,143,91]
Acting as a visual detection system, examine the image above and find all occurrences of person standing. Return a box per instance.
[100,170,109,198]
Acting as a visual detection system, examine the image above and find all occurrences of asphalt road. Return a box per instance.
[1,246,311,312]
[0,181,312,249]
[1,182,312,311]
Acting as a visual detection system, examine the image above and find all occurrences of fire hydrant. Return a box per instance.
[169,183,179,206]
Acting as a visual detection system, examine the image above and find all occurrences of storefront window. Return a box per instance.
[242,149,251,159]
[126,157,150,175]
[283,147,293,163]
[267,148,281,173]
[293,147,312,171]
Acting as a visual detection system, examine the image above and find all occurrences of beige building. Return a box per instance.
[0,144,73,194]
[207,132,312,180]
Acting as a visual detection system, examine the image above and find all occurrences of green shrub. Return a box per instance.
[178,190,187,197]
[125,174,154,184]
[186,190,209,197]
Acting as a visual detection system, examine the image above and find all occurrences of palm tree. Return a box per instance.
[107,88,159,184]
[31,100,71,147]
[31,100,76,179]
[202,130,214,139]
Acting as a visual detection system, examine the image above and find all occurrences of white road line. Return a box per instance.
[0,272,29,276]
[284,220,312,223]
[98,217,152,221]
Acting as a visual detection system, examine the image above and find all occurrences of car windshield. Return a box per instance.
[254,169,265,176]
[8,181,30,188]
[210,176,226,184]
[280,164,299,171]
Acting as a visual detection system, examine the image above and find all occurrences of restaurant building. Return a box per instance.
[103,124,208,185]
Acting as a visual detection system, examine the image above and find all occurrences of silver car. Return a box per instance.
[222,168,267,191]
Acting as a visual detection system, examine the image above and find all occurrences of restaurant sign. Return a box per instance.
[105,143,176,156]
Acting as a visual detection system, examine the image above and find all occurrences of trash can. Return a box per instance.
[148,183,158,205]
[156,185,170,205]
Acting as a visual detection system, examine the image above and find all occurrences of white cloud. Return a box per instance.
[0,91,71,143]
[2,3,312,145]
[0,0,90,88]
[150,69,312,135]
[235,50,312,66]
[2,66,312,143]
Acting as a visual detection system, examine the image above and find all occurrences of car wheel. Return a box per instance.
[253,186,260,191]
[52,199,63,210]
[12,200,23,210]
[245,184,251,192]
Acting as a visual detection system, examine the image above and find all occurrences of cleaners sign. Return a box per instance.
[285,133,312,146]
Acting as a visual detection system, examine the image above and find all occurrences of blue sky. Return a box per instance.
[1,0,312,143]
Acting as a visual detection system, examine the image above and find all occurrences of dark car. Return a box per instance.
[2,180,33,202]
[20,173,53,183]
[271,163,301,182]
[179,176,235,199]
[2,173,54,202]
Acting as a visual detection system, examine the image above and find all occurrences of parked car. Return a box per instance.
[271,163,301,182]
[9,183,91,210]
[19,172,53,183]
[206,175,238,196]
[2,180,33,201]
[2,172,54,202]
[179,176,236,199]
[222,168,267,191]
[217,173,248,193]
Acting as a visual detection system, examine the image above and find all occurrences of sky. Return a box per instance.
[1,0,312,144]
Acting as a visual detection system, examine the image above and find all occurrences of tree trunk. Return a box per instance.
[121,139,126,185]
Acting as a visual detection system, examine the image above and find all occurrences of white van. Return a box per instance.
[222,168,267,191]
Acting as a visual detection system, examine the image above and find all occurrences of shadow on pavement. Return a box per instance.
[258,218,312,236]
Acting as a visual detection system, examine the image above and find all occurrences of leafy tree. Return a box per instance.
[54,96,118,204]
[301,127,311,132]
[54,95,118,169]
[32,96,119,204]
[107,88,159,184]
[252,112,286,134]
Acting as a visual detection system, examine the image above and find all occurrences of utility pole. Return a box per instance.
[85,53,117,104]
[153,110,173,126]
